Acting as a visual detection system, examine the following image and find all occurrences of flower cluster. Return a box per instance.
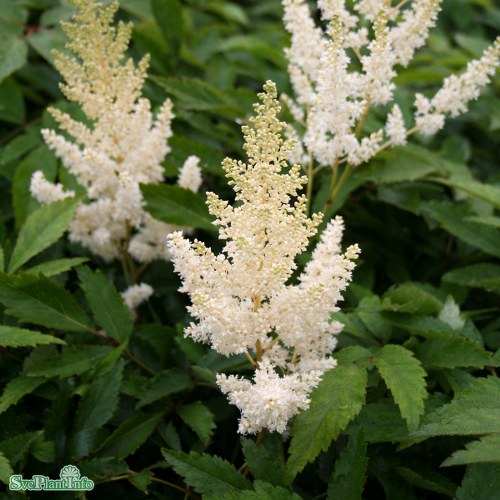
[168,82,359,434]
[30,0,201,263]
[282,0,500,167]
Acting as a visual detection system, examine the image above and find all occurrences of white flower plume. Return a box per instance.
[30,0,202,262]
[168,82,359,434]
[282,0,500,168]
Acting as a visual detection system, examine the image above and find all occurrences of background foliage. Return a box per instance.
[0,0,499,498]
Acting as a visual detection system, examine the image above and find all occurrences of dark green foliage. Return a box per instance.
[0,0,499,497]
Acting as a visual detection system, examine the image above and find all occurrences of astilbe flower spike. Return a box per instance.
[30,0,202,266]
[168,82,360,434]
[282,0,500,169]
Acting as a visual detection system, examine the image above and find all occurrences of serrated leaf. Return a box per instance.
[25,345,112,378]
[442,264,500,294]
[129,468,153,494]
[0,431,41,466]
[355,401,409,443]
[141,184,215,232]
[415,338,494,369]
[208,480,301,500]
[0,451,13,485]
[0,272,93,332]
[12,146,57,227]
[98,414,162,459]
[443,435,500,466]
[327,426,367,500]
[382,282,443,314]
[137,369,192,408]
[375,345,427,431]
[152,76,244,119]
[0,38,27,84]
[422,201,500,258]
[359,144,444,184]
[286,365,367,481]
[0,325,65,347]
[73,360,123,433]
[0,375,45,415]
[389,315,481,344]
[0,77,24,124]
[25,257,88,277]
[455,464,500,500]
[411,377,500,440]
[241,434,287,487]
[396,466,457,497]
[162,450,251,494]
[8,197,79,273]
[151,0,183,58]
[178,401,215,445]
[77,267,132,342]
[436,175,500,210]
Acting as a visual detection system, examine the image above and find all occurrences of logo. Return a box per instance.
[9,465,94,492]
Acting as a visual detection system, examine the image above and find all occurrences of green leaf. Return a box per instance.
[411,377,500,440]
[286,365,367,481]
[382,282,443,314]
[443,435,500,466]
[151,0,183,58]
[415,338,494,369]
[436,175,500,210]
[209,481,301,500]
[443,264,500,294]
[178,401,215,445]
[137,369,192,408]
[355,401,409,443]
[98,414,162,459]
[0,77,24,124]
[0,272,93,332]
[12,146,57,227]
[0,451,13,485]
[241,434,287,487]
[0,375,45,415]
[77,267,133,342]
[162,450,252,494]
[8,197,78,272]
[25,257,89,277]
[466,215,500,229]
[0,431,41,466]
[455,464,500,500]
[141,184,216,232]
[73,361,124,433]
[422,201,500,258]
[375,345,427,431]
[0,325,65,347]
[359,144,444,184]
[26,345,112,378]
[327,426,368,500]
[152,77,244,119]
[0,37,27,84]
[0,245,4,273]
[129,468,153,494]
[396,466,457,497]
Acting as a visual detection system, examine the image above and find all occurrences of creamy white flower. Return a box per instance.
[281,0,499,168]
[122,283,154,310]
[169,82,359,434]
[30,171,75,204]
[386,104,407,145]
[33,0,202,262]
[178,156,202,193]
